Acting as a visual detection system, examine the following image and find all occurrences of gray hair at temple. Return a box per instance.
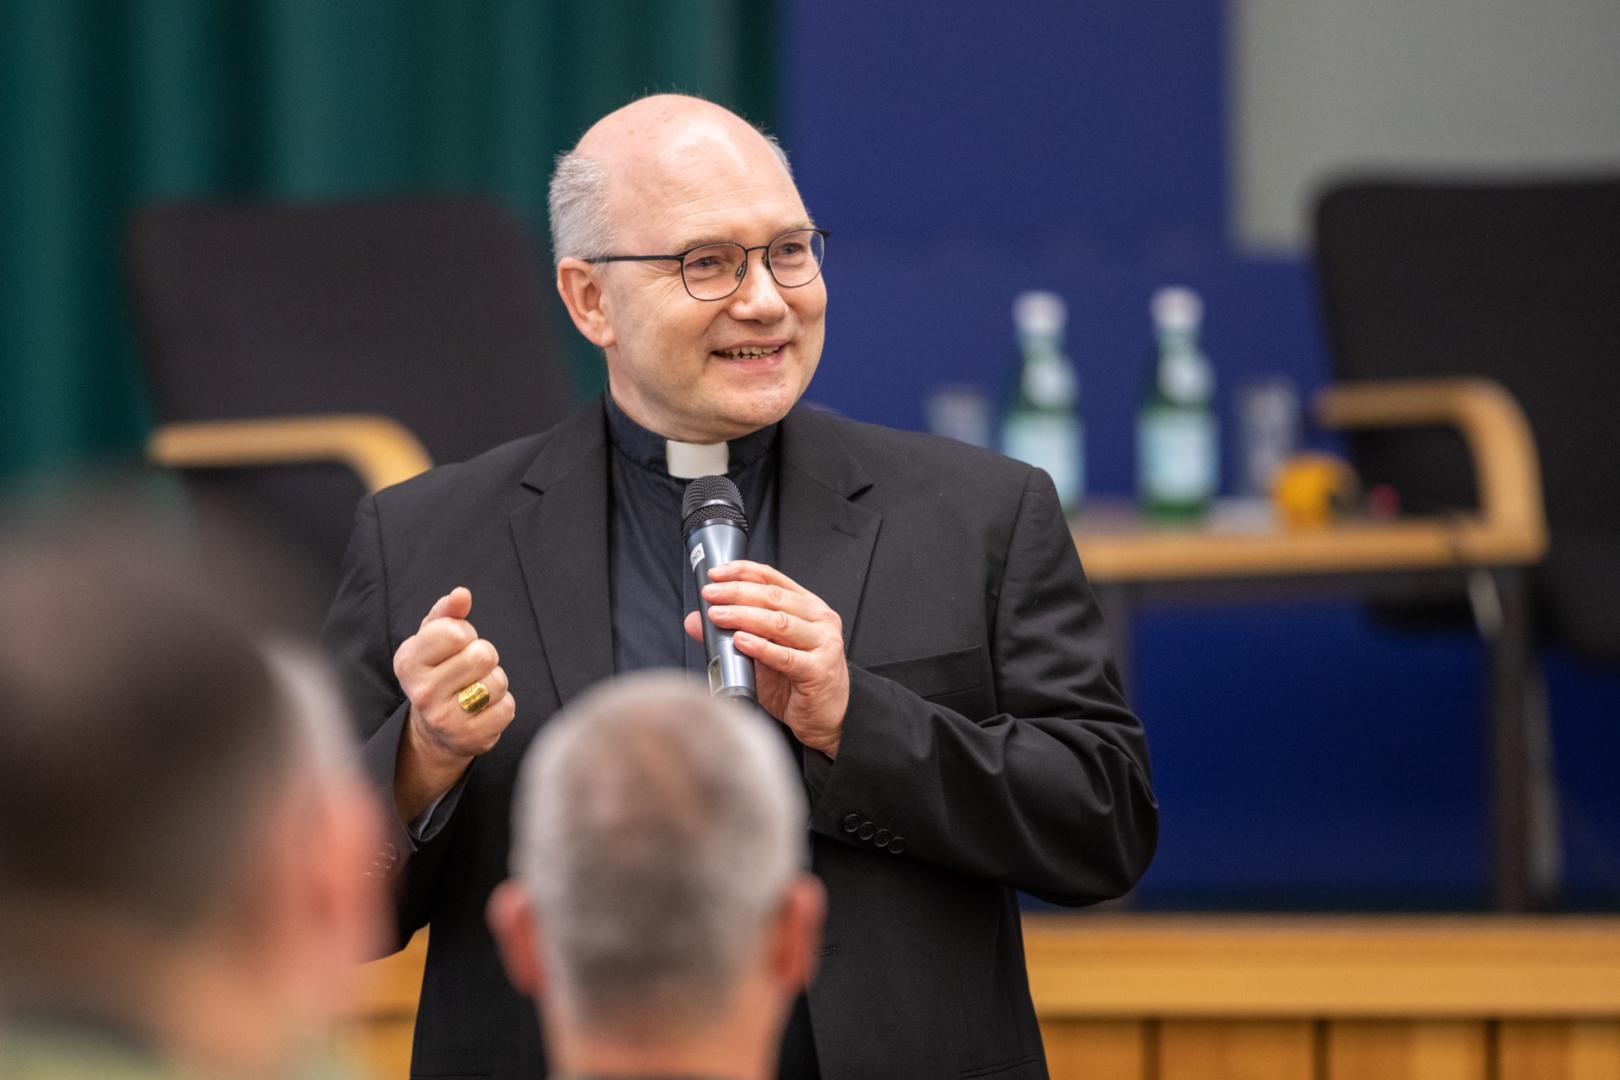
[509,671,807,1032]
[547,116,793,266]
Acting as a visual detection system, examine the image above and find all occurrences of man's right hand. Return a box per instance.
[390,587,515,823]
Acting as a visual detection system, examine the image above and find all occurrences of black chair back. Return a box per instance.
[1314,177,1620,661]
[127,197,580,601]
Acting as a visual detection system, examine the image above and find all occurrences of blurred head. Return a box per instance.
[550,94,827,443]
[0,514,385,1071]
[489,672,823,1055]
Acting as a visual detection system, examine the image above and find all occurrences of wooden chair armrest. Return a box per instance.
[1314,378,1547,561]
[147,415,432,493]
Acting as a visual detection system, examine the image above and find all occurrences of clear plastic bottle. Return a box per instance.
[1001,291,1083,511]
[1137,286,1217,521]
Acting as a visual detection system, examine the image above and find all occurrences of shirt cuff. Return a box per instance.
[407,773,468,845]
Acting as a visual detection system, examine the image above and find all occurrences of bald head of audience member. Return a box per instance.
[488,673,826,1080]
[0,528,384,1075]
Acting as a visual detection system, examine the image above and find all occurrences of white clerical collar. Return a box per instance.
[665,439,729,479]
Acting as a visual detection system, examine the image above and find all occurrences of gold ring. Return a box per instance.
[457,681,491,714]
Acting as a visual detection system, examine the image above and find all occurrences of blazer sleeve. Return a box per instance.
[322,494,455,949]
[805,467,1158,906]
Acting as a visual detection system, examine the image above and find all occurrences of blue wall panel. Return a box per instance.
[779,0,1620,908]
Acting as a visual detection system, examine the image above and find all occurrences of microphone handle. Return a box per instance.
[686,521,757,701]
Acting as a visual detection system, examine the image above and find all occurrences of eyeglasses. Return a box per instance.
[585,227,829,302]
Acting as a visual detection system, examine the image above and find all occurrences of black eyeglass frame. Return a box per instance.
[583,227,830,301]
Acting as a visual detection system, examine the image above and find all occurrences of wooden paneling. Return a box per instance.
[1024,915,1620,1017]
[1325,1021,1486,1080]
[339,931,426,1079]
[1029,917,1620,1080]
[1499,1021,1620,1080]
[1158,1020,1315,1080]
[340,918,1620,1080]
[1041,1020,1145,1080]
[335,1016,416,1080]
[353,930,427,1014]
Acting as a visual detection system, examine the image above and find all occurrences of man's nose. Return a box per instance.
[727,251,789,320]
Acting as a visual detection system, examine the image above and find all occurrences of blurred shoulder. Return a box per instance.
[371,433,541,511]
[806,406,1037,494]
[370,405,598,518]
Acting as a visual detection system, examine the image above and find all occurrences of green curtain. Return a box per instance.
[0,0,777,480]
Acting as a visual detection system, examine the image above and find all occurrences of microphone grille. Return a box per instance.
[682,475,748,534]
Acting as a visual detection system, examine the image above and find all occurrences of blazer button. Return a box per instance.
[874,829,891,848]
[858,822,876,840]
[888,836,906,855]
[842,813,862,834]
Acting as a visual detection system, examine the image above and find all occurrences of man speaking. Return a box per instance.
[324,94,1157,1080]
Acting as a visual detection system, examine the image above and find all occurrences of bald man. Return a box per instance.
[325,94,1157,1080]
[488,673,825,1080]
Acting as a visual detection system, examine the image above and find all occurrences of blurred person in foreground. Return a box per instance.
[486,672,825,1080]
[0,521,386,1078]
[326,92,1157,1079]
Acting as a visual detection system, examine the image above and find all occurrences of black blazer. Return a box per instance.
[323,401,1157,1080]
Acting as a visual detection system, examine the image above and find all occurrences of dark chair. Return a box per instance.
[1315,176,1620,662]
[127,197,580,603]
[1313,175,1620,907]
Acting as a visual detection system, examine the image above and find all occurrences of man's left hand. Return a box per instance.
[684,560,848,758]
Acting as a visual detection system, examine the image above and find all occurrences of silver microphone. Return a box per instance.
[681,475,756,701]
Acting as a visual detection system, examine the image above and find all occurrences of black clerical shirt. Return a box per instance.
[601,395,819,1080]
[604,394,779,678]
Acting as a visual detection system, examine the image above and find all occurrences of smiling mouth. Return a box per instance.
[712,345,785,360]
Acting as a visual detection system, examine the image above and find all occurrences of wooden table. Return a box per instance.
[1073,498,1549,911]
[1071,380,1552,911]
[1072,495,1548,910]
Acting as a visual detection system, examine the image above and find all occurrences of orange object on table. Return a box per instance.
[1273,453,1359,528]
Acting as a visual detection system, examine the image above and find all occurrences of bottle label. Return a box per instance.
[1022,352,1076,408]
[1159,350,1212,403]
[1139,410,1216,502]
[1003,414,1083,509]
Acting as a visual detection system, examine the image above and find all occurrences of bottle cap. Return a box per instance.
[1013,291,1067,338]
[1150,286,1203,332]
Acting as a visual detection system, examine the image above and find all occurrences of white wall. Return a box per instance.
[1231,0,1620,252]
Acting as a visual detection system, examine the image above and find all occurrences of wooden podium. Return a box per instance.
[1028,915,1620,1080]
[341,915,1620,1080]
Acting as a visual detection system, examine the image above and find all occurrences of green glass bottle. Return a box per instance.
[1137,286,1217,522]
[1001,291,1082,511]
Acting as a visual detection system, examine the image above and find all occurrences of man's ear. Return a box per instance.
[228,774,387,1027]
[556,259,616,349]
[322,779,391,965]
[767,874,827,993]
[487,879,547,999]
[280,777,390,975]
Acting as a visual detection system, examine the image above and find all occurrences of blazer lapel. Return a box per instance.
[509,405,614,708]
[778,405,881,655]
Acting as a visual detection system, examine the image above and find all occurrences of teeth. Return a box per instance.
[716,346,779,358]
